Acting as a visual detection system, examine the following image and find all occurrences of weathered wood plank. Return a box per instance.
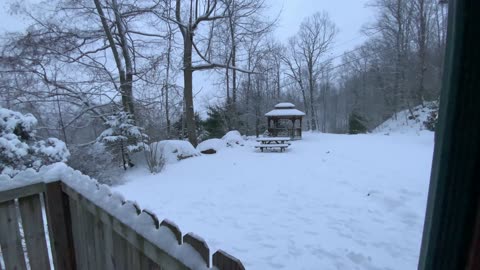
[62,184,189,270]
[183,233,210,268]
[92,208,106,270]
[126,240,142,269]
[112,231,128,270]
[18,194,50,270]
[68,197,85,270]
[80,205,97,270]
[139,252,161,270]
[45,181,76,270]
[100,210,115,270]
[0,183,45,204]
[160,219,182,245]
[0,200,27,270]
[213,250,246,270]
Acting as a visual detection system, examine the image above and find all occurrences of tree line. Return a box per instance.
[0,0,448,179]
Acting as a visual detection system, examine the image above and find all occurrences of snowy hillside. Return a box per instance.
[114,132,434,270]
[374,102,438,134]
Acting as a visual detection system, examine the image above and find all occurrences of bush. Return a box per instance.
[68,143,125,186]
[150,140,199,163]
[222,130,244,147]
[0,107,70,176]
[423,103,439,131]
[144,143,166,174]
[348,112,368,134]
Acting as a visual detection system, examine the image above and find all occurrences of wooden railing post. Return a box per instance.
[44,181,76,270]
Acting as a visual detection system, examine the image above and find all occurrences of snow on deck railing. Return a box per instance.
[0,163,245,270]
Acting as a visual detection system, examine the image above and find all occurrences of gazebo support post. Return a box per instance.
[300,118,302,138]
[291,118,295,138]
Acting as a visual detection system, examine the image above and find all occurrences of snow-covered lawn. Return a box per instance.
[114,132,434,270]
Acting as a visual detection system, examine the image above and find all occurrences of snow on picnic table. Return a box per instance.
[114,132,434,270]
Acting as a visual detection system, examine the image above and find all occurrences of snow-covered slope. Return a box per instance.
[374,102,438,134]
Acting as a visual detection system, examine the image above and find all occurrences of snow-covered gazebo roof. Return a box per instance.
[265,102,306,117]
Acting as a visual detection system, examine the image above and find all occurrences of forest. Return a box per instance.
[0,0,448,181]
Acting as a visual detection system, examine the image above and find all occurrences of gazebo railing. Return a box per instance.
[267,128,302,139]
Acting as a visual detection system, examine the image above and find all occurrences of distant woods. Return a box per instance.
[0,0,447,170]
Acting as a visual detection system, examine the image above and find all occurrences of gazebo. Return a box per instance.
[265,102,305,140]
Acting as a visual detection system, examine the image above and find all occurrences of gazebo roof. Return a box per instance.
[274,102,295,109]
[265,103,305,117]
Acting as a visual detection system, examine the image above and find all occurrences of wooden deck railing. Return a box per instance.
[0,181,245,270]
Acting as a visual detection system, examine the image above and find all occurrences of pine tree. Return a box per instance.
[97,112,148,170]
[348,112,368,134]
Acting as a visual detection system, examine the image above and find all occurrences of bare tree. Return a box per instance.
[282,36,310,129]
[170,0,261,145]
[291,12,337,131]
[93,0,136,118]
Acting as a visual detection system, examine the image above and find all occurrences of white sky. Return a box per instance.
[275,0,373,53]
[0,0,375,115]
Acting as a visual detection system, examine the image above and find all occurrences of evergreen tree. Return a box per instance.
[203,106,228,139]
[348,112,368,134]
[172,113,205,141]
[97,112,148,170]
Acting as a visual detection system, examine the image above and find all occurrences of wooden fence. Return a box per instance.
[0,181,245,270]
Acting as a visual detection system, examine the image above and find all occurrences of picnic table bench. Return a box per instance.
[255,137,291,152]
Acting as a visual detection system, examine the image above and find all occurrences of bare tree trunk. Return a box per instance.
[165,24,173,138]
[276,65,281,99]
[56,88,68,145]
[417,0,427,104]
[322,79,329,132]
[111,0,135,117]
[225,56,232,129]
[93,0,135,119]
[246,71,251,134]
[182,28,197,146]
[308,62,317,131]
[231,44,237,128]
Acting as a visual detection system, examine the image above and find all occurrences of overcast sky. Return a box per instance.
[273,0,373,51]
[197,0,375,112]
[0,0,375,114]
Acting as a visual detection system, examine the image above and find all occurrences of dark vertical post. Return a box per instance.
[417,0,480,269]
[45,181,77,270]
[300,118,303,138]
[291,118,295,138]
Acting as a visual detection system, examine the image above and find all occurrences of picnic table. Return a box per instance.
[254,137,291,152]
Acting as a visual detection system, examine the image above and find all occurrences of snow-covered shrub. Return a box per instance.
[150,140,199,163]
[0,107,70,176]
[423,102,439,131]
[68,143,125,185]
[144,142,166,174]
[97,112,148,170]
[222,130,244,147]
[196,138,226,154]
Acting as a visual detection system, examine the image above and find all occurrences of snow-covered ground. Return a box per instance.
[114,129,434,270]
